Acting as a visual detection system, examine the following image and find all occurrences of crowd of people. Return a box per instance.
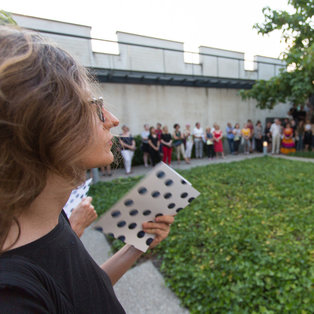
[114,111,314,174]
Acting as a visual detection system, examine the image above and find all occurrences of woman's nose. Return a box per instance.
[104,110,119,128]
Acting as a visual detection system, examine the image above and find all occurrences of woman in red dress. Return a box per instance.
[213,124,224,158]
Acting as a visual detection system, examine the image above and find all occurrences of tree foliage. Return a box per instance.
[0,10,17,25]
[240,0,314,109]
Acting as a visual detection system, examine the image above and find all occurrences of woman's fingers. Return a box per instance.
[155,215,175,225]
[141,215,175,249]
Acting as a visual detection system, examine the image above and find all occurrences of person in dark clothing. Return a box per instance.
[205,127,215,159]
[0,26,174,313]
[148,126,161,166]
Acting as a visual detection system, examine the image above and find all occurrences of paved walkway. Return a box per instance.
[81,153,313,313]
[271,154,314,163]
[98,153,263,182]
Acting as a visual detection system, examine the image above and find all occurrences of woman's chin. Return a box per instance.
[103,152,114,166]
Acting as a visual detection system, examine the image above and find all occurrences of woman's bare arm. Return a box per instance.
[101,215,174,285]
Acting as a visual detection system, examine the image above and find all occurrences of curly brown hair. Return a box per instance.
[0,26,96,252]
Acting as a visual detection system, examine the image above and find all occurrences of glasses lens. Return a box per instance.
[91,98,105,123]
[96,103,105,123]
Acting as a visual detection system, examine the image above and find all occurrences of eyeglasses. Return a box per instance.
[91,97,105,123]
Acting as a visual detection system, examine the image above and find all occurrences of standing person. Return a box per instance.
[270,119,282,154]
[233,123,242,154]
[280,123,296,154]
[160,126,173,165]
[155,122,163,157]
[148,126,161,166]
[247,119,255,152]
[184,124,194,162]
[193,122,204,158]
[173,124,189,164]
[213,124,224,158]
[141,124,150,167]
[205,127,215,159]
[0,26,174,313]
[255,120,263,153]
[264,121,272,152]
[296,120,305,151]
[119,125,136,175]
[304,120,313,152]
[241,123,251,155]
[155,122,163,139]
[226,122,234,155]
[290,119,297,137]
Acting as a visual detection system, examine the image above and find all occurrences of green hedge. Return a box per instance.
[89,157,313,313]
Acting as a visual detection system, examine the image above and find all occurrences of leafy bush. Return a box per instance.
[89,157,314,313]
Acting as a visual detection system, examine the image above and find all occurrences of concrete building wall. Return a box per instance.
[13,14,94,67]
[13,13,286,81]
[98,83,288,135]
[12,13,289,136]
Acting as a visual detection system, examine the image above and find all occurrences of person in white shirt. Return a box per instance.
[270,119,282,154]
[141,124,150,167]
[193,122,204,158]
[184,124,194,162]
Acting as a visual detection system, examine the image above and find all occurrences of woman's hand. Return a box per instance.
[142,215,175,249]
[69,197,98,237]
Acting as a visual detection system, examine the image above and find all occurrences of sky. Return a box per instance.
[2,0,292,61]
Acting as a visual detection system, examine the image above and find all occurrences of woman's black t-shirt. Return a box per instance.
[161,133,172,147]
[0,211,125,314]
[148,134,159,149]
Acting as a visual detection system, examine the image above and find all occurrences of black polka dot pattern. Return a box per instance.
[137,231,145,238]
[138,187,147,194]
[146,238,154,246]
[129,209,139,216]
[164,192,172,199]
[128,223,137,229]
[151,191,160,198]
[117,221,126,227]
[111,210,121,218]
[156,171,165,178]
[143,210,151,216]
[97,163,200,253]
[124,199,134,206]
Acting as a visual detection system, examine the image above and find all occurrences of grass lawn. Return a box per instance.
[89,157,314,313]
[288,151,314,159]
